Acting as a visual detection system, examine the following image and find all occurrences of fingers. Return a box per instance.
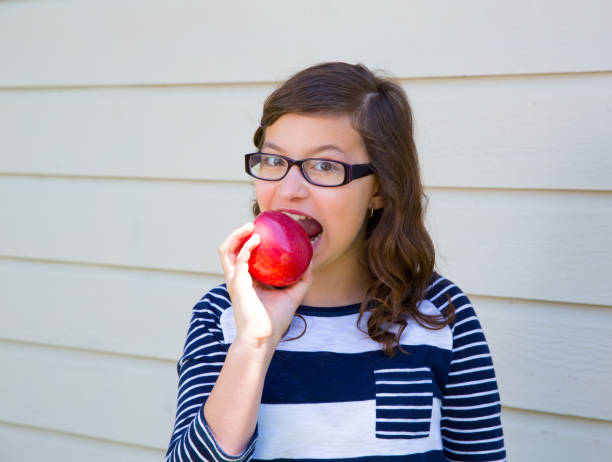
[235,233,260,272]
[281,262,314,303]
[218,222,255,278]
[300,262,314,284]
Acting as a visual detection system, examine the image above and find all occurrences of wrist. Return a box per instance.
[230,335,277,364]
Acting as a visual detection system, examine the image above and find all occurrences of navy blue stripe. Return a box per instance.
[297,303,362,316]
[254,450,446,462]
[378,408,432,419]
[263,346,450,404]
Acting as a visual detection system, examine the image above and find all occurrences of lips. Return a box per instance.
[280,210,323,245]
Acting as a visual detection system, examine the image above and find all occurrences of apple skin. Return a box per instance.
[245,211,313,287]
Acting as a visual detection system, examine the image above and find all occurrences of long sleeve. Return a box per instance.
[165,285,257,462]
[432,279,506,461]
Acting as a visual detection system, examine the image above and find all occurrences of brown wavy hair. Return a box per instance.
[251,62,454,356]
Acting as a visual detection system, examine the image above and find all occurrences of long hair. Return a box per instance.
[251,62,454,356]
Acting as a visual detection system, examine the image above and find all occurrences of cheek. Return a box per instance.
[254,182,275,209]
[323,190,369,227]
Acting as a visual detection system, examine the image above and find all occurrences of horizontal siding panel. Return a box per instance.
[2,342,612,458]
[0,258,222,360]
[473,296,612,421]
[1,177,610,305]
[2,72,611,191]
[414,73,612,191]
[427,188,612,306]
[0,341,176,449]
[0,177,254,275]
[1,0,611,87]
[502,407,612,461]
[1,258,611,421]
[0,422,163,462]
[0,84,266,182]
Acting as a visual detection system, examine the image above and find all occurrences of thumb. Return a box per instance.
[284,262,314,301]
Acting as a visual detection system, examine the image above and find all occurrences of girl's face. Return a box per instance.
[255,113,383,277]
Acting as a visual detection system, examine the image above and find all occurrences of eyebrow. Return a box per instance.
[261,141,346,156]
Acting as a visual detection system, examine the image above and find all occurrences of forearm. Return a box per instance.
[204,338,275,456]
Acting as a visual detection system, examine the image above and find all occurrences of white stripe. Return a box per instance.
[207,301,226,313]
[445,447,506,455]
[452,341,487,353]
[377,418,431,423]
[376,431,430,436]
[184,331,215,353]
[178,438,186,462]
[209,290,231,305]
[375,367,430,373]
[443,401,501,411]
[452,303,473,316]
[449,365,493,376]
[442,412,501,422]
[441,424,503,434]
[178,380,216,402]
[170,422,189,439]
[445,377,497,389]
[187,429,209,461]
[198,411,240,462]
[453,328,483,341]
[426,276,444,292]
[449,353,492,366]
[376,392,433,397]
[184,321,206,335]
[443,435,505,445]
[206,351,227,358]
[177,393,209,411]
[377,405,433,410]
[221,302,452,352]
[254,399,443,458]
[452,315,477,329]
[439,293,466,311]
[197,316,217,324]
[376,380,432,385]
[447,457,506,462]
[187,340,223,356]
[429,284,456,301]
[176,404,201,422]
[192,308,220,318]
[179,371,219,391]
[444,389,499,400]
[179,362,221,383]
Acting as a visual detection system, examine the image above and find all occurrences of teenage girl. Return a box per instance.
[166,62,506,462]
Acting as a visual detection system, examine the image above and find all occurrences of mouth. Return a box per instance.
[280,210,323,246]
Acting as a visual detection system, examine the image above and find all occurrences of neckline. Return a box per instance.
[296,302,363,317]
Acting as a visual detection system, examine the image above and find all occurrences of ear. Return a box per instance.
[370,195,384,210]
[369,182,384,210]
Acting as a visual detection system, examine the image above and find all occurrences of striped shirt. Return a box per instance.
[165,274,506,461]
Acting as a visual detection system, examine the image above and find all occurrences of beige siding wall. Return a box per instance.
[1,1,611,460]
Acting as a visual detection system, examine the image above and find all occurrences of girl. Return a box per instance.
[166,62,506,462]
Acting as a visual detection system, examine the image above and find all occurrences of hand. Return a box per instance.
[218,222,313,349]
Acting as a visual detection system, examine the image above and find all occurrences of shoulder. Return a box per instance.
[423,272,478,330]
[191,283,232,321]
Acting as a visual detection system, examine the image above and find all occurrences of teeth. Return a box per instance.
[310,234,321,245]
[282,211,309,221]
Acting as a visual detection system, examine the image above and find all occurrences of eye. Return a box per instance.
[262,155,285,167]
[313,160,343,173]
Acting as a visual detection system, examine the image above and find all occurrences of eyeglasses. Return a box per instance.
[244,152,375,187]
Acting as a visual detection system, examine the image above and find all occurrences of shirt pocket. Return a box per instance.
[373,366,434,439]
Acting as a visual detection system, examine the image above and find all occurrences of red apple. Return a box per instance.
[244,211,313,287]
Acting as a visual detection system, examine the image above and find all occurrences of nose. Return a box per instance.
[277,163,309,200]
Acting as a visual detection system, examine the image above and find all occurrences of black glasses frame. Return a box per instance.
[244,152,375,187]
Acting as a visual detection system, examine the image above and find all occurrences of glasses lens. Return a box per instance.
[303,159,346,186]
[249,154,288,180]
